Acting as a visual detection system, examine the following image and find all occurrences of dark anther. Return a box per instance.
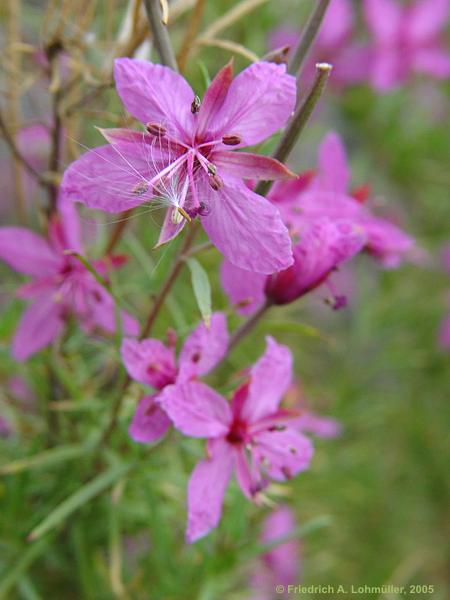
[222,134,241,146]
[132,181,149,196]
[198,202,211,216]
[145,122,167,136]
[268,424,286,432]
[208,173,224,191]
[191,351,201,363]
[191,95,201,114]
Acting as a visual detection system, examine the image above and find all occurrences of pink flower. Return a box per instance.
[159,337,314,542]
[221,218,365,315]
[272,132,415,269]
[250,506,300,599]
[122,312,229,444]
[61,59,297,274]
[364,0,450,91]
[0,198,138,361]
[270,0,369,88]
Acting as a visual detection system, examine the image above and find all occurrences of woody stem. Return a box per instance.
[255,63,332,198]
[288,0,331,75]
[143,0,179,72]
[228,299,273,352]
[140,222,200,339]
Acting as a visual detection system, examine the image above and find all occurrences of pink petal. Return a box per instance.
[200,177,293,274]
[128,394,171,444]
[186,438,234,543]
[113,58,195,139]
[12,294,64,361]
[0,227,60,277]
[240,337,293,423]
[213,151,294,181]
[160,381,232,438]
[57,195,83,252]
[315,132,350,194]
[364,0,403,43]
[86,285,139,336]
[121,338,177,389]
[406,0,450,44]
[197,61,233,138]
[318,0,354,48]
[363,217,414,268]
[61,143,159,213]
[254,428,314,480]
[266,219,366,304]
[370,49,404,91]
[260,506,300,586]
[178,312,229,380]
[295,412,342,438]
[220,259,266,315]
[411,47,450,78]
[208,62,296,146]
[154,207,186,248]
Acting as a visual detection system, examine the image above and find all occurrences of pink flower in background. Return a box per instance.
[272,132,415,269]
[221,218,365,315]
[0,124,50,217]
[159,337,314,542]
[0,416,13,438]
[61,58,296,274]
[364,0,450,91]
[250,506,300,599]
[0,198,138,361]
[122,313,229,443]
[270,0,369,88]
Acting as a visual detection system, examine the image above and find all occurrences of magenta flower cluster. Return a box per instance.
[0,53,414,545]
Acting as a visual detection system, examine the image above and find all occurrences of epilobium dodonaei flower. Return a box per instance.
[364,0,450,91]
[249,506,301,596]
[158,337,313,542]
[271,132,415,268]
[0,198,138,361]
[61,58,297,274]
[121,312,229,443]
[221,218,365,314]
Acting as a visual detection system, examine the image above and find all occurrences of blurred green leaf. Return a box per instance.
[0,538,49,598]
[27,463,132,541]
[0,444,92,476]
[186,258,212,327]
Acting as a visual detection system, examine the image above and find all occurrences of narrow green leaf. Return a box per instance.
[0,444,91,476]
[0,538,49,598]
[186,258,212,327]
[27,463,132,541]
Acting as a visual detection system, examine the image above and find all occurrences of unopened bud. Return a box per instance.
[145,122,167,136]
[262,45,290,65]
[222,133,241,146]
[208,173,223,191]
[191,95,201,114]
